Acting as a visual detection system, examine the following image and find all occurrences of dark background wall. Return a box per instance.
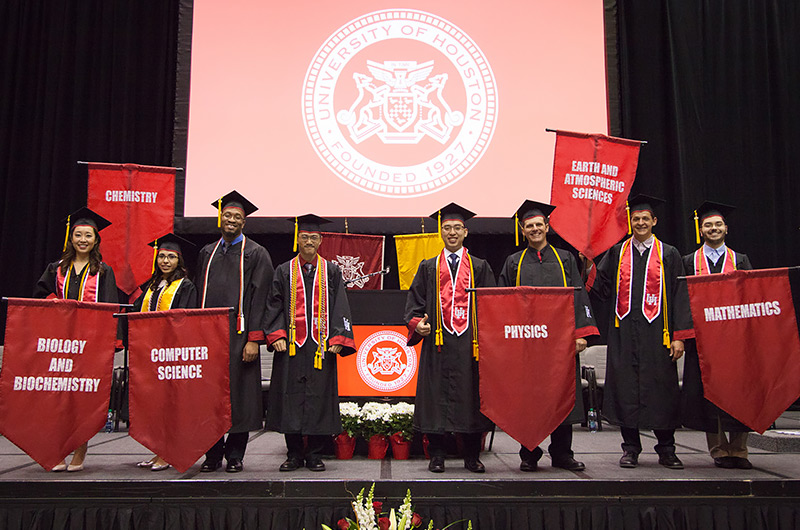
[2,0,799,326]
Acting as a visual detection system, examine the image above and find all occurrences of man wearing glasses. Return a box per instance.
[263,214,356,472]
[404,203,496,473]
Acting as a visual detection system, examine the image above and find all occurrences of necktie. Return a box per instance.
[222,242,230,254]
[303,262,314,274]
[448,253,459,275]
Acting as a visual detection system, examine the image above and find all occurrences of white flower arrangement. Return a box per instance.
[339,402,362,438]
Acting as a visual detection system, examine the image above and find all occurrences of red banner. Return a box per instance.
[549,130,641,259]
[127,308,232,473]
[87,162,176,296]
[318,232,385,289]
[687,268,800,433]
[0,298,118,470]
[476,287,576,450]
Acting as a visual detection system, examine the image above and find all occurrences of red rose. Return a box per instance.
[378,517,390,530]
[411,513,423,527]
[372,501,383,516]
[336,518,350,530]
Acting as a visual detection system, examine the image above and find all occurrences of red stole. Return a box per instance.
[55,262,100,302]
[438,250,471,336]
[291,256,329,348]
[694,247,736,275]
[615,237,664,323]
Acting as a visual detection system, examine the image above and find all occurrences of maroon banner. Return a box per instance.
[476,287,576,451]
[87,162,176,296]
[127,308,231,472]
[318,232,385,289]
[687,268,800,433]
[0,298,118,470]
[548,130,641,259]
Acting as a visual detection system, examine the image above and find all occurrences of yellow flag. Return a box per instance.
[394,233,444,290]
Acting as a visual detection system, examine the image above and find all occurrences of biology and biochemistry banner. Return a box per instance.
[127,308,231,472]
[476,287,576,451]
[687,268,800,433]
[0,298,118,470]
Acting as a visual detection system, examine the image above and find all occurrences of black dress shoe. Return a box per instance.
[519,459,538,472]
[464,458,485,473]
[226,458,243,473]
[619,452,638,468]
[200,459,222,472]
[428,456,445,473]
[279,457,303,472]
[658,453,684,469]
[306,458,326,472]
[713,456,735,469]
[733,457,753,470]
[552,457,586,472]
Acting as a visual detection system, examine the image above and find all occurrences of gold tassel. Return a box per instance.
[626,201,632,235]
[292,216,298,252]
[314,347,323,370]
[217,199,222,228]
[435,327,443,347]
[694,210,701,244]
[288,340,296,357]
[63,215,71,252]
[472,339,479,361]
[615,314,620,328]
[437,210,441,235]
[514,212,519,246]
[663,329,671,348]
[151,239,158,274]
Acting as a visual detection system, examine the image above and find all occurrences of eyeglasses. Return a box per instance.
[298,234,321,242]
[441,225,465,233]
[157,253,179,261]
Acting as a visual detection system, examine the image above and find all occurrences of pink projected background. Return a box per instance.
[185,1,608,217]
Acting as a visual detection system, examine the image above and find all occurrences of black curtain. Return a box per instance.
[0,0,179,310]
[613,0,800,266]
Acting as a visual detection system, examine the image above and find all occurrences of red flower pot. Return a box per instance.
[390,432,411,460]
[334,432,356,460]
[367,434,389,459]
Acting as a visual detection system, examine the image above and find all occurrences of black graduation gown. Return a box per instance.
[680,250,753,433]
[498,245,599,424]
[197,237,274,433]
[34,261,119,303]
[263,259,355,435]
[132,277,198,312]
[594,239,691,430]
[404,252,495,434]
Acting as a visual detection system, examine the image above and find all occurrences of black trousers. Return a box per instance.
[425,432,482,460]
[519,423,574,462]
[285,433,329,461]
[620,427,676,456]
[206,432,249,462]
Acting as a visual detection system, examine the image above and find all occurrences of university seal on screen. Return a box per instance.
[302,9,497,198]
[356,330,417,392]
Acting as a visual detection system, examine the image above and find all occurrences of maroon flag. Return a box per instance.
[318,232,385,289]
[549,130,641,259]
[0,298,118,470]
[87,162,176,296]
[476,287,576,450]
[127,308,231,473]
[687,268,800,433]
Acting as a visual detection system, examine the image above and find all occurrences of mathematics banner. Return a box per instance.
[87,162,176,296]
[0,298,118,470]
[476,287,575,451]
[549,131,641,259]
[319,232,385,290]
[127,308,231,473]
[687,268,800,433]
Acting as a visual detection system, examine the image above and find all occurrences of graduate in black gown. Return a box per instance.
[132,233,198,471]
[680,201,754,470]
[594,195,692,470]
[196,191,274,473]
[404,203,495,474]
[498,200,599,472]
[34,207,119,472]
[263,215,356,472]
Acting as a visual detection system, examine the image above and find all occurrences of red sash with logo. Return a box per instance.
[694,247,736,275]
[291,256,329,347]
[55,263,100,302]
[438,251,471,336]
[616,237,663,323]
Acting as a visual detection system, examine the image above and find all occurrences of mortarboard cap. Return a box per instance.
[429,202,476,224]
[513,200,555,246]
[212,190,258,228]
[627,194,664,215]
[291,214,332,252]
[61,207,111,252]
[148,232,195,255]
[693,200,735,244]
